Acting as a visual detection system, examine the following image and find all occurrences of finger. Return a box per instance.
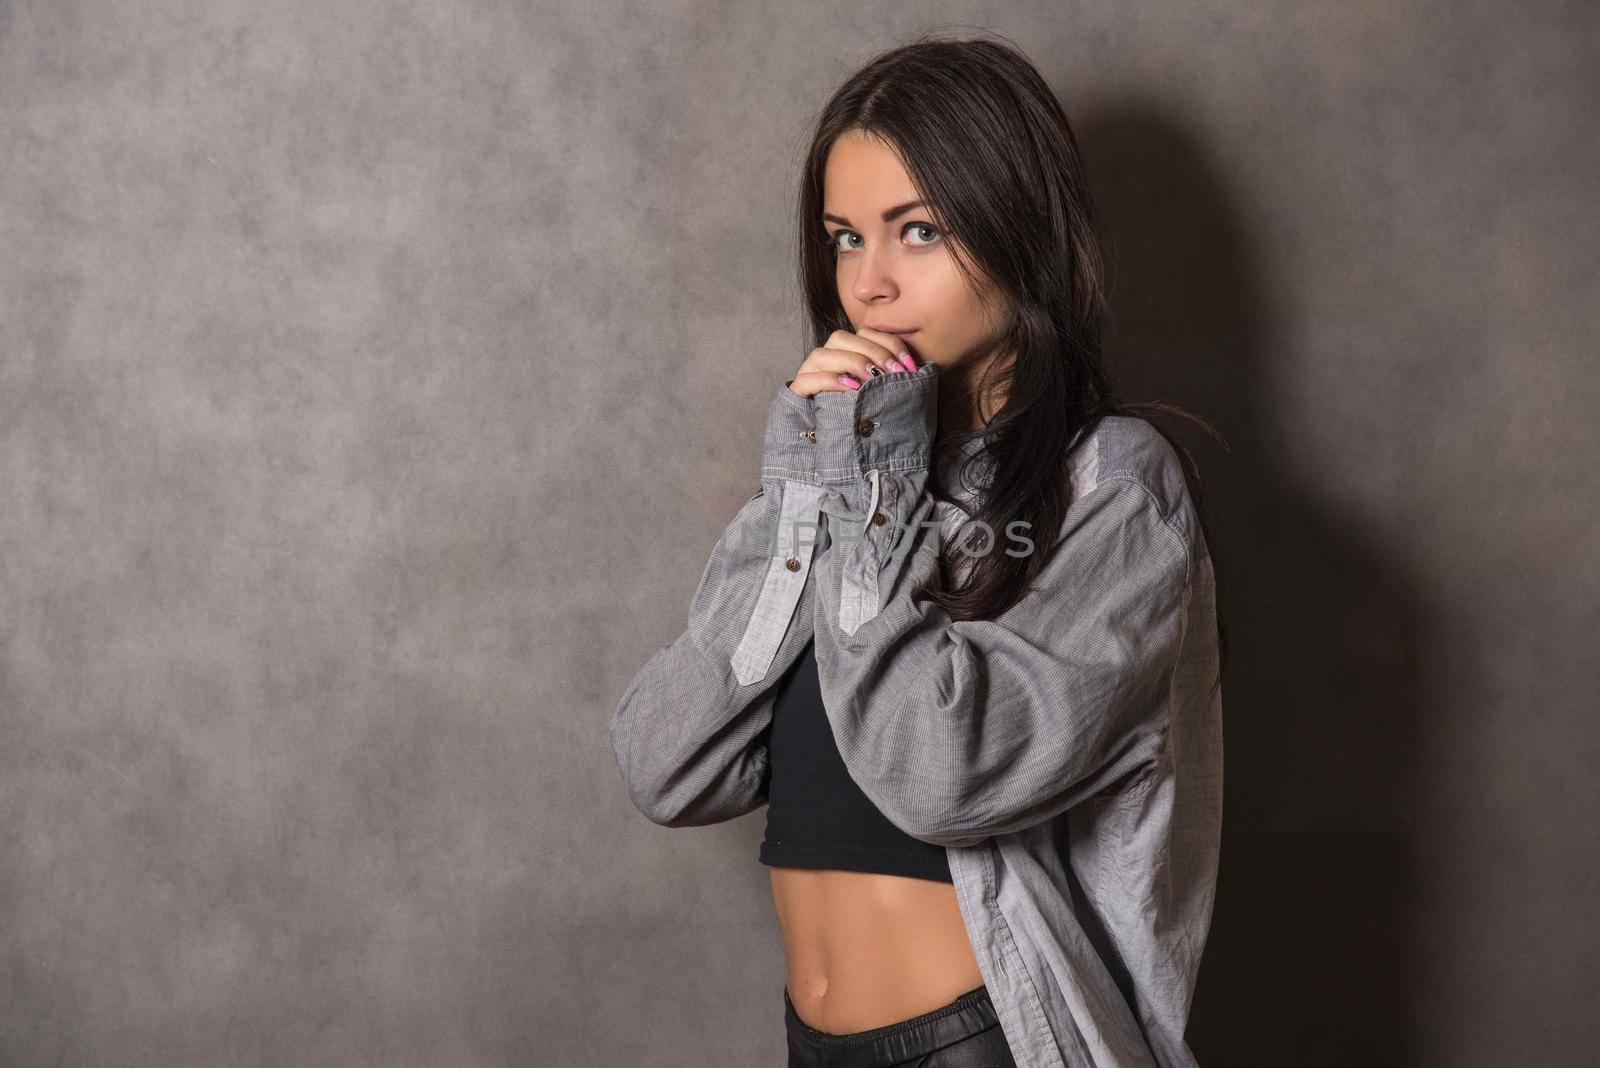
[792,347,879,390]
[826,330,908,377]
[843,328,919,373]
[788,368,860,397]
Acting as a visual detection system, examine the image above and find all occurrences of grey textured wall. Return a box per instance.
[2,3,1595,1065]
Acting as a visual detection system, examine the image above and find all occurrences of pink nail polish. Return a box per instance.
[841,374,861,389]
[898,353,916,372]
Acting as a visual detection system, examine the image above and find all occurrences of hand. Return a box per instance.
[785,328,921,399]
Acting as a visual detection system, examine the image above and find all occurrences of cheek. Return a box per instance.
[922,265,986,329]
[893,257,949,305]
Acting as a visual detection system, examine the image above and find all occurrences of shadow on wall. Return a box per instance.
[1081,102,1418,1064]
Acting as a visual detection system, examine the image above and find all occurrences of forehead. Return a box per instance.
[823,131,917,205]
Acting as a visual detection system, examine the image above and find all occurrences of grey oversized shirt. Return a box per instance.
[611,361,1223,1067]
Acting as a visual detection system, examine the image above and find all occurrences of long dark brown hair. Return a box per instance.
[795,31,1229,691]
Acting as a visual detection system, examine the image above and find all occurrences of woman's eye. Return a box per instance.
[828,222,941,253]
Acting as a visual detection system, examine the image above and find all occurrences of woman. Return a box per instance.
[611,33,1227,1068]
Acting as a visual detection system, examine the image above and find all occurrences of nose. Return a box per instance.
[849,244,899,305]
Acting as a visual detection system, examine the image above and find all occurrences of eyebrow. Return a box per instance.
[821,200,927,228]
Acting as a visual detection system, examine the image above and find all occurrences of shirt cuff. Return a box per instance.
[760,362,938,485]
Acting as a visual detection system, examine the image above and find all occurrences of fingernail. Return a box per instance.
[841,374,861,389]
[898,353,916,372]
[866,365,883,378]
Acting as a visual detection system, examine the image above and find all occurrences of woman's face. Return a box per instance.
[822,129,1009,372]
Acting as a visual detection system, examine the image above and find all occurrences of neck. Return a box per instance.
[937,354,1009,436]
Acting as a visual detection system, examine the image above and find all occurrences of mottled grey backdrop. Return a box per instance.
[1,2,1595,1065]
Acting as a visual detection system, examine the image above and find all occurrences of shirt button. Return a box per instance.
[856,419,874,437]
[804,427,816,443]
[785,557,801,572]
[871,511,887,525]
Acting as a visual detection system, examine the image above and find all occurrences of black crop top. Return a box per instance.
[759,638,953,883]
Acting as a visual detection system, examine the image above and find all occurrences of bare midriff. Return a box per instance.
[769,866,985,1035]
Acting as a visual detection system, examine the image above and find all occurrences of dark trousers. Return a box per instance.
[783,984,1018,1067]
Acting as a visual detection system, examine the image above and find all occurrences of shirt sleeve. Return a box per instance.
[805,363,1195,848]
[609,383,826,827]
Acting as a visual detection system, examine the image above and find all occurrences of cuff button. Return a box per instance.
[856,418,875,437]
